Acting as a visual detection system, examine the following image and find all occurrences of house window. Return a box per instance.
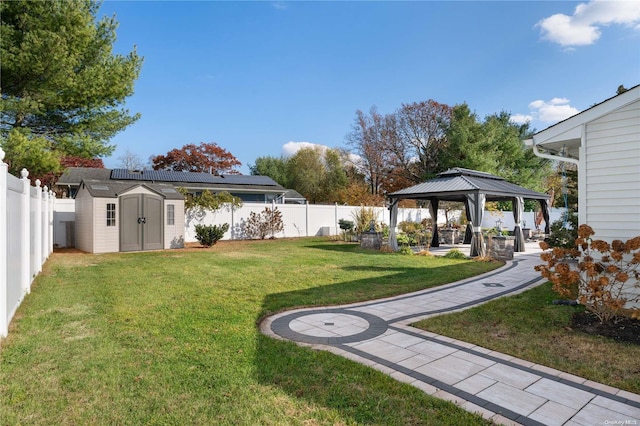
[106,203,116,226]
[167,204,175,225]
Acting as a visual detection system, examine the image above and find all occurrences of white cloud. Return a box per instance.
[536,0,640,47]
[526,97,581,123]
[271,2,287,10]
[281,141,328,157]
[510,113,533,124]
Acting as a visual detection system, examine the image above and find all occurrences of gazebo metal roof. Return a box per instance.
[388,168,549,202]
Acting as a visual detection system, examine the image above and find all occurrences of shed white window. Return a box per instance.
[106,203,116,226]
[167,204,175,225]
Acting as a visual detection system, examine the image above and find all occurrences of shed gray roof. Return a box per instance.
[81,180,185,200]
[388,168,549,201]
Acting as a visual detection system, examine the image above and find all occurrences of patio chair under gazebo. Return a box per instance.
[387,168,551,256]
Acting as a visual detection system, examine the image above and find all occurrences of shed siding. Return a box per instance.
[92,199,120,253]
[121,186,156,196]
[74,186,94,252]
[585,99,640,241]
[164,200,185,249]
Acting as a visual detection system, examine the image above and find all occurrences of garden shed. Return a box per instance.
[387,168,550,256]
[75,179,185,253]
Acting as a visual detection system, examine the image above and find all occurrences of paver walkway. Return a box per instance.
[261,243,640,426]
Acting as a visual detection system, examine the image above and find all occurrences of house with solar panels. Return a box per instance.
[56,167,294,253]
[56,167,291,203]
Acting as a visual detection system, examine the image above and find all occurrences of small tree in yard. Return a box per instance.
[244,207,284,240]
[536,224,640,324]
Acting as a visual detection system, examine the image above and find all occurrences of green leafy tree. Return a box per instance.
[439,104,494,173]
[1,129,61,179]
[250,156,291,188]
[440,105,552,196]
[0,0,142,176]
[287,147,348,204]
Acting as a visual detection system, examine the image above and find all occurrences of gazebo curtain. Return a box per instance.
[429,199,439,247]
[388,199,399,251]
[540,199,551,234]
[463,198,473,244]
[466,193,486,257]
[512,196,525,252]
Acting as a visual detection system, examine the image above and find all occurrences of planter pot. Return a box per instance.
[484,235,515,260]
[360,231,382,250]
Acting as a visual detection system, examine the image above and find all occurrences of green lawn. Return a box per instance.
[1,238,500,425]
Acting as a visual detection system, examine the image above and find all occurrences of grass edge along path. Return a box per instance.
[414,282,640,394]
[1,238,499,425]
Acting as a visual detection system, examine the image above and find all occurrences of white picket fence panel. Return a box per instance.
[1,149,55,337]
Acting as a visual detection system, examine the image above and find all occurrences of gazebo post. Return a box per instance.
[512,196,525,252]
[429,198,439,247]
[388,198,399,251]
[467,192,486,257]
[463,198,473,244]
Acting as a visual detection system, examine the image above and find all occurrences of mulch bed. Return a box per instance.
[570,312,640,345]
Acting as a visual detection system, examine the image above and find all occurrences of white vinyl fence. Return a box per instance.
[184,203,433,242]
[1,149,55,338]
[183,203,566,243]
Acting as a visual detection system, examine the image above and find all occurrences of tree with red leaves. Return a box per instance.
[151,142,241,174]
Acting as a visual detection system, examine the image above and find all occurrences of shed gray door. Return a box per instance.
[120,194,164,252]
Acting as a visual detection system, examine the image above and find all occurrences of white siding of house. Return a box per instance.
[74,186,94,253]
[584,99,640,241]
[92,199,119,253]
[164,199,185,249]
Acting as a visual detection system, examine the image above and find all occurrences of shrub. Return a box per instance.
[398,221,422,233]
[398,246,414,255]
[443,249,467,260]
[244,207,284,240]
[338,219,355,242]
[545,210,578,249]
[536,224,640,324]
[194,223,229,247]
[396,233,410,246]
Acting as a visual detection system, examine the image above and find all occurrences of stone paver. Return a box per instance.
[261,242,640,426]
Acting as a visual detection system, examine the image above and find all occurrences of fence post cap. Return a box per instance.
[21,168,29,179]
[35,179,41,187]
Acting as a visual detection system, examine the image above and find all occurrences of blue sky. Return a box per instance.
[99,1,640,174]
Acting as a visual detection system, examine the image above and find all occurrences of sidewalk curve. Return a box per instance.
[261,244,640,426]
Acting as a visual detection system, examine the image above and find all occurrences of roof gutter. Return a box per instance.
[524,138,580,167]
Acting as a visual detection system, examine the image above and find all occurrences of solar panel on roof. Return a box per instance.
[220,174,277,185]
[110,169,278,186]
